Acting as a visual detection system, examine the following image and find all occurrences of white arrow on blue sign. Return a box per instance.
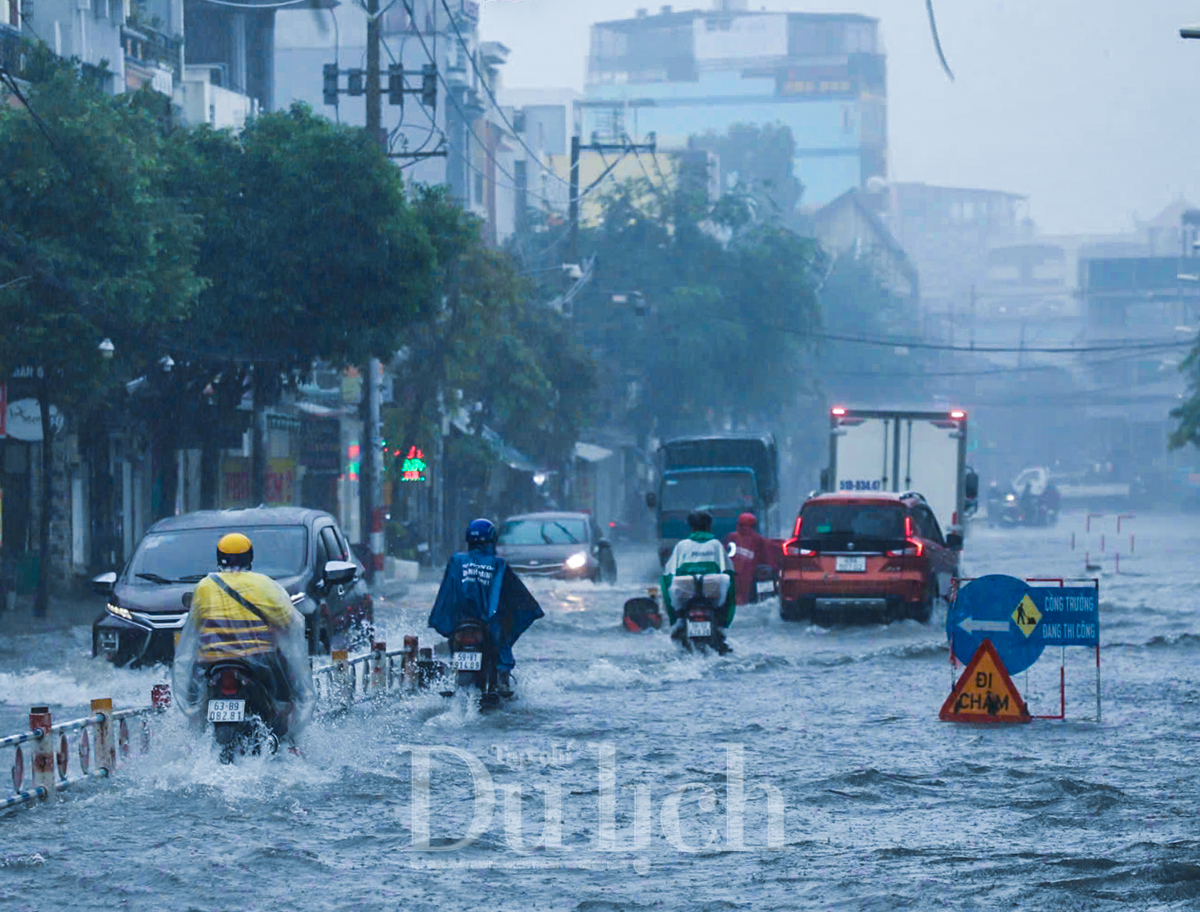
[957,617,1010,634]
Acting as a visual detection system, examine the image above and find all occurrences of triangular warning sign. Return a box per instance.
[940,639,1031,723]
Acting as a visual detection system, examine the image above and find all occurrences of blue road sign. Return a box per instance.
[948,575,1101,675]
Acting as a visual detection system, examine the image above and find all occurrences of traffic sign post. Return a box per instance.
[939,639,1031,723]
[946,574,1101,722]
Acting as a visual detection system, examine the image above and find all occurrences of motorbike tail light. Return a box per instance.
[454,627,485,649]
[689,607,711,621]
[220,668,238,696]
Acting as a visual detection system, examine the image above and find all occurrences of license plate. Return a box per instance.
[756,580,775,596]
[454,652,482,672]
[207,700,245,723]
[835,556,867,572]
[99,630,118,650]
[687,620,712,639]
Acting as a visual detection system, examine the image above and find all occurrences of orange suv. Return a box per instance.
[779,491,962,624]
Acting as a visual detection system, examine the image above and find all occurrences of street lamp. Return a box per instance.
[98,338,114,359]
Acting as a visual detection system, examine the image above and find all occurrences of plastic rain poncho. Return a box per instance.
[172,570,316,735]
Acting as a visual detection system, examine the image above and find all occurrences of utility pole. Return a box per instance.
[321,14,440,582]
[361,0,385,583]
[567,133,657,268]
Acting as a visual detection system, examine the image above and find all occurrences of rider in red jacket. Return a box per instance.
[724,512,777,605]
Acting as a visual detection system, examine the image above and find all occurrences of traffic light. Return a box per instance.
[421,64,437,109]
[388,64,404,107]
[347,68,365,97]
[323,64,338,106]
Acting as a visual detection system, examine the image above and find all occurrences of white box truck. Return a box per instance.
[819,407,979,537]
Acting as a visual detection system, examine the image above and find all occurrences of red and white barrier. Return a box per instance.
[2,689,168,815]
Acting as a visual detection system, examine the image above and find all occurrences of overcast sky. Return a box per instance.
[480,0,1200,235]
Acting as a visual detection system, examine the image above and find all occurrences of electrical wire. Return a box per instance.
[193,0,329,9]
[437,0,573,191]
[818,346,1190,379]
[803,330,1193,355]
[396,0,566,208]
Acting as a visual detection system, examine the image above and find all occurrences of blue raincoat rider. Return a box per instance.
[428,518,545,694]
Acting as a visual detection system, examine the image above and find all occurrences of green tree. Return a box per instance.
[0,56,202,614]
[558,162,822,444]
[160,103,437,507]
[387,187,595,524]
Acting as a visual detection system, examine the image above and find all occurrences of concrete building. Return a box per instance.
[274,0,522,243]
[581,0,887,210]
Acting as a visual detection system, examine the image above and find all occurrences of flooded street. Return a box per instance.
[3,511,1200,910]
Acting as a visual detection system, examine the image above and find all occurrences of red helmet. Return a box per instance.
[737,512,757,528]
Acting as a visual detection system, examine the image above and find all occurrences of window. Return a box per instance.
[127,526,309,582]
[912,507,944,544]
[321,526,347,562]
[799,503,906,544]
[315,528,330,568]
[499,518,588,545]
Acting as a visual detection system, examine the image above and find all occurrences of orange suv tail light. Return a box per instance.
[886,516,924,557]
[783,517,815,557]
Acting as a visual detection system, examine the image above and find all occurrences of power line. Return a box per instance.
[819,347,1188,378]
[809,330,1192,354]
[437,0,573,192]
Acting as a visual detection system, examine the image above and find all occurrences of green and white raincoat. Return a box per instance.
[660,531,736,627]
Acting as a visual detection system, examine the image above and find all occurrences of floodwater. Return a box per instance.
[2,511,1200,910]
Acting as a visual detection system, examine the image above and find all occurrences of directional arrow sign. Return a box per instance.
[948,574,1046,675]
[957,618,1010,634]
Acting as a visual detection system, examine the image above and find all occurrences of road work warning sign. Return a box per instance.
[940,639,1031,724]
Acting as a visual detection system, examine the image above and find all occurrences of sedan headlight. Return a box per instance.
[565,552,588,570]
[107,602,133,621]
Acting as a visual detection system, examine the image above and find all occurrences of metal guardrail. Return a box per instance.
[4,636,445,815]
[3,686,170,815]
[311,635,446,708]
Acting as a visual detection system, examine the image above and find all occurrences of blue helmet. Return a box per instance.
[465,518,498,547]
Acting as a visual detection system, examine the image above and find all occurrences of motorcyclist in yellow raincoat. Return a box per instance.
[172,532,315,737]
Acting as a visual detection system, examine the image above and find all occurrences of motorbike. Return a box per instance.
[205,660,291,764]
[988,488,1058,528]
[670,574,732,656]
[438,619,510,709]
[750,564,778,603]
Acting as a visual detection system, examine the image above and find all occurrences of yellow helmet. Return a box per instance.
[217,532,253,569]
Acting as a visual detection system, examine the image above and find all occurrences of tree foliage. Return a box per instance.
[0,57,203,613]
[387,187,596,499]
[552,157,822,443]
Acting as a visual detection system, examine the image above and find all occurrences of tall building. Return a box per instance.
[581,0,886,209]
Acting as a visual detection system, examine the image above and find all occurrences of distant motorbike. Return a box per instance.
[988,487,1058,528]
[750,564,778,603]
[670,573,732,656]
[205,660,292,764]
[438,619,510,709]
